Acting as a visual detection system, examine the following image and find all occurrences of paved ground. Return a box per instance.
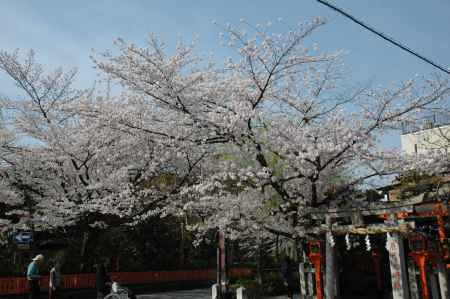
[137,288,210,298]
[137,288,300,298]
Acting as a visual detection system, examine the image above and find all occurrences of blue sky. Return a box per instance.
[1,0,449,147]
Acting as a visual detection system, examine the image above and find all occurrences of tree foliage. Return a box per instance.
[0,19,449,246]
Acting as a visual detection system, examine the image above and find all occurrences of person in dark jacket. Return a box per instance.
[49,260,62,299]
[280,256,294,299]
[95,262,110,299]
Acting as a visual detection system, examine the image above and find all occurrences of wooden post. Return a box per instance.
[372,247,383,293]
[308,241,324,299]
[387,232,410,299]
[299,262,307,299]
[437,262,449,299]
[325,217,336,299]
[437,216,446,243]
[407,259,419,299]
[314,259,323,299]
[334,255,339,299]
[412,254,430,299]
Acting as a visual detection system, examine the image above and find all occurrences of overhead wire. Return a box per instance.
[316,0,450,76]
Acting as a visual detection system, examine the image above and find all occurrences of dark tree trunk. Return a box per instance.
[275,235,280,264]
[179,219,185,268]
[256,238,263,286]
[311,182,318,207]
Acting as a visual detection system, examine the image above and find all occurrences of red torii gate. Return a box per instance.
[305,199,449,299]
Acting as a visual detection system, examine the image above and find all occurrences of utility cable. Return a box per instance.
[316,0,450,75]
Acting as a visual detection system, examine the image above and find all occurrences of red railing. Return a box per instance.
[0,268,252,295]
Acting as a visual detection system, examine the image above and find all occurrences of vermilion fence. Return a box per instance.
[0,268,252,295]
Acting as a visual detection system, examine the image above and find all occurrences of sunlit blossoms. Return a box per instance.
[0,19,448,243]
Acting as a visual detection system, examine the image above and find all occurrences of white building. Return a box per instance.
[400,115,450,155]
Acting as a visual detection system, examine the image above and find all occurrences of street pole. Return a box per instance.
[216,230,227,298]
[219,230,227,295]
[216,247,222,298]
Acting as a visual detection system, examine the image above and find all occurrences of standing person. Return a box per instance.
[280,256,294,299]
[27,254,44,299]
[49,261,62,299]
[95,262,110,299]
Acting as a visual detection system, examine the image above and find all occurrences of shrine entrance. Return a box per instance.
[339,237,392,299]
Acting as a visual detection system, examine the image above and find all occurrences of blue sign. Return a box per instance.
[13,231,33,244]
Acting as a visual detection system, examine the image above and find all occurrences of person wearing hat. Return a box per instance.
[27,254,44,299]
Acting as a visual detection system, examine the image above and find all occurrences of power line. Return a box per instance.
[316,0,450,76]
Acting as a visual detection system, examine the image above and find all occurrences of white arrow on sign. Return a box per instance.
[14,232,33,244]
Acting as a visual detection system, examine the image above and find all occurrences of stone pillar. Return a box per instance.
[325,231,336,299]
[212,284,219,299]
[299,262,307,299]
[407,259,419,299]
[437,262,449,299]
[387,232,410,299]
[236,287,247,299]
[307,268,315,298]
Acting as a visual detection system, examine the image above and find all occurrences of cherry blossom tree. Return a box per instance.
[0,49,209,234]
[92,18,449,242]
[0,50,132,232]
[0,110,20,232]
[0,18,448,248]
